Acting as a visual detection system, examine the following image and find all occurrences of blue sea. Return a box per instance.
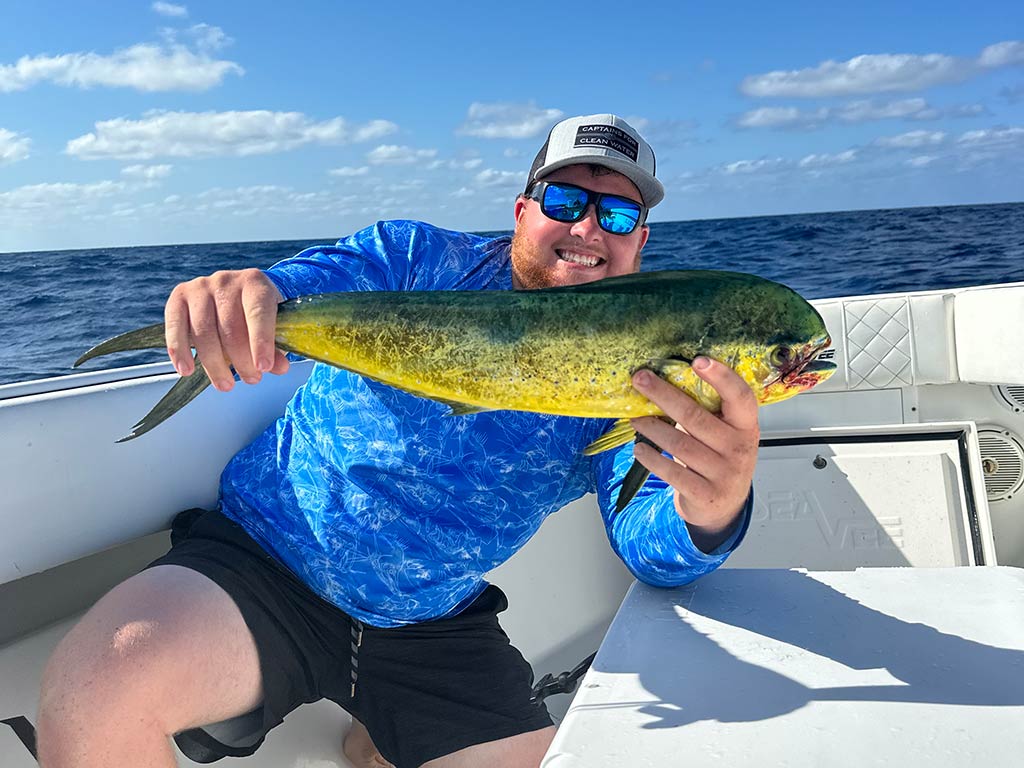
[1,202,1022,387]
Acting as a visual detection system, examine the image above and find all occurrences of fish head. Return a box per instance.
[758,353,836,405]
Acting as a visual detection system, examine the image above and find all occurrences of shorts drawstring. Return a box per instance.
[350,619,364,698]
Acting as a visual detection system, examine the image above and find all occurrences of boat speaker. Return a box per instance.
[977,427,1024,503]
[993,385,1024,413]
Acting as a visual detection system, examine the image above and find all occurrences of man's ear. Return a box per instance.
[637,224,650,251]
[513,194,528,226]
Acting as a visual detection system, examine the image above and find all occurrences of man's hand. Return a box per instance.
[629,356,760,552]
[164,268,288,392]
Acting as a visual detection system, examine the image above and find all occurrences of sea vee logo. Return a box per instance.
[818,348,837,360]
[574,124,639,162]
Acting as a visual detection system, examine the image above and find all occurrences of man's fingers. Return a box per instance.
[269,348,290,376]
[241,274,281,374]
[631,367,723,445]
[164,290,193,376]
[211,276,260,385]
[633,441,713,502]
[188,292,235,391]
[630,416,721,481]
[692,357,759,431]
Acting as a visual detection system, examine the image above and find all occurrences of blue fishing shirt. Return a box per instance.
[219,220,750,627]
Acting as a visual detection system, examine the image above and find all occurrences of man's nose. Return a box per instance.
[568,203,602,239]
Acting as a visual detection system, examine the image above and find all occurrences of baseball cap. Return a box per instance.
[525,114,664,207]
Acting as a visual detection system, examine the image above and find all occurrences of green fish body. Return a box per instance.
[76,270,835,509]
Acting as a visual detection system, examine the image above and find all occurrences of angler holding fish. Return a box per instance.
[41,115,832,768]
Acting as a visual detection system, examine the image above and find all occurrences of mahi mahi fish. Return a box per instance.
[76,269,836,512]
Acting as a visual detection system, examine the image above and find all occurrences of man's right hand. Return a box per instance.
[164,268,289,391]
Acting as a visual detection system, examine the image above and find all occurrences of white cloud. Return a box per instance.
[330,166,370,177]
[66,111,394,160]
[452,187,475,198]
[0,181,127,219]
[352,120,399,142]
[737,98,976,129]
[874,130,947,148]
[457,102,563,139]
[978,41,1024,69]
[737,106,827,129]
[740,40,1024,98]
[0,128,31,164]
[721,158,788,175]
[152,2,187,17]
[366,145,438,165]
[798,150,857,168]
[0,30,242,93]
[957,126,1024,147]
[121,163,172,180]
[906,155,938,167]
[474,168,526,187]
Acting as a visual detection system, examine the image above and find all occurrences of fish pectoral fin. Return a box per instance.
[116,356,212,442]
[584,418,636,456]
[433,398,492,417]
[613,433,666,514]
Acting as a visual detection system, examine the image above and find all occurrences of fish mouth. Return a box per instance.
[556,248,606,268]
[776,336,835,387]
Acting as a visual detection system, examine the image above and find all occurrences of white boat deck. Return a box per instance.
[543,567,1024,768]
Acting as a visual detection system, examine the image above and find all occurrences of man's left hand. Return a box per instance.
[629,356,760,552]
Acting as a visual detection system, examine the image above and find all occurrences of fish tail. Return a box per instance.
[116,357,212,442]
[74,322,167,368]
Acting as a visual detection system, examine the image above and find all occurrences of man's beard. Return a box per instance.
[510,227,641,290]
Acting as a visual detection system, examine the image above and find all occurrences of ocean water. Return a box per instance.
[1,201,1022,387]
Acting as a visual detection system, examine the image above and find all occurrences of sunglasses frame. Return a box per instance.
[525,181,647,236]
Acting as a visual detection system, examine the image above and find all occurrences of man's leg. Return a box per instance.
[343,720,554,768]
[422,727,555,768]
[37,564,264,768]
[343,719,394,768]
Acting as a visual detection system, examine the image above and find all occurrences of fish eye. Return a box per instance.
[770,346,792,368]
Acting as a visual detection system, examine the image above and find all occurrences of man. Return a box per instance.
[38,115,758,768]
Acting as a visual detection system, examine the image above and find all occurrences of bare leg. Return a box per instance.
[37,565,264,768]
[423,727,556,768]
[342,719,395,768]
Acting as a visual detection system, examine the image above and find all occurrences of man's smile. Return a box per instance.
[556,248,605,267]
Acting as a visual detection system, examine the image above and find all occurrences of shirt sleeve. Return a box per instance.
[263,220,422,299]
[591,441,752,587]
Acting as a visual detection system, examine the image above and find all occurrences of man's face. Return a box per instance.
[510,164,650,290]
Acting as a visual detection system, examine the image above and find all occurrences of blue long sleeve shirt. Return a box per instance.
[219,220,750,627]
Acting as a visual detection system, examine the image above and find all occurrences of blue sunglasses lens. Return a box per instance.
[541,184,590,222]
[598,196,642,234]
[537,183,642,234]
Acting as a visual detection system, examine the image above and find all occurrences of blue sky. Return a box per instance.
[1,0,1022,252]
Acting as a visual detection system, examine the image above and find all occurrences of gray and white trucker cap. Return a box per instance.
[525,114,664,207]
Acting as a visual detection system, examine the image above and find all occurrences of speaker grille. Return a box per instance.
[978,428,1024,502]
[994,385,1024,413]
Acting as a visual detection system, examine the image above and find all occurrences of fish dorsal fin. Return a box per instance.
[583,418,636,456]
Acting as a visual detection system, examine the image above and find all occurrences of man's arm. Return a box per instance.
[592,356,759,586]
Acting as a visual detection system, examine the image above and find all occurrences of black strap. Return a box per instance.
[1,715,38,760]
[530,652,597,704]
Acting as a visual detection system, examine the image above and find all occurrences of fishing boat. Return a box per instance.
[2,279,1023,766]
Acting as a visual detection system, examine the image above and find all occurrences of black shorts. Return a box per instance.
[147,508,552,768]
